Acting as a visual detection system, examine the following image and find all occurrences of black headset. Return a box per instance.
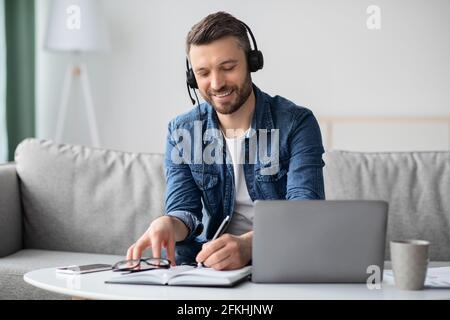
[186,21,264,104]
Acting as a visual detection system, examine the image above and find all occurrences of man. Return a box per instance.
[127,11,325,270]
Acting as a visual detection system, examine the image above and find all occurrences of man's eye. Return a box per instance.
[223,66,235,71]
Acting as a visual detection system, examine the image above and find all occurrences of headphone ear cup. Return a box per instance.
[186,68,198,89]
[248,50,264,72]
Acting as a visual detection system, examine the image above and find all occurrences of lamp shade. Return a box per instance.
[45,0,110,52]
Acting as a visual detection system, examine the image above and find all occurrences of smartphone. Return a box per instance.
[56,264,112,274]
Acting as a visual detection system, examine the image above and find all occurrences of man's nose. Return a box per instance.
[210,71,226,91]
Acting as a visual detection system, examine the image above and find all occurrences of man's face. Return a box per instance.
[189,36,252,115]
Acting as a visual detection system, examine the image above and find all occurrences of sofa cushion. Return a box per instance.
[0,249,123,299]
[324,150,450,261]
[15,138,165,255]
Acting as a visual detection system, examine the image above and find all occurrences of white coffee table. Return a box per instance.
[24,262,450,300]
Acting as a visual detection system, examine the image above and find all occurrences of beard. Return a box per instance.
[202,73,253,115]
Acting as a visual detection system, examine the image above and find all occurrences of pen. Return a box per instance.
[198,215,231,268]
[212,215,231,240]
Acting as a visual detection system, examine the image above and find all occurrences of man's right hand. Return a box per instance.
[126,215,188,266]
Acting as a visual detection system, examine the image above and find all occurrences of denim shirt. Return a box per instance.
[164,84,325,264]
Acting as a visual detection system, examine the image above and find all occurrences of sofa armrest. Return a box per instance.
[0,163,23,257]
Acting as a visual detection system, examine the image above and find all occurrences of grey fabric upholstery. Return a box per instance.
[0,163,23,257]
[324,150,450,261]
[14,138,165,255]
[0,249,123,299]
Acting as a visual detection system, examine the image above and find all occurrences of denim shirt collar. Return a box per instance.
[251,83,275,134]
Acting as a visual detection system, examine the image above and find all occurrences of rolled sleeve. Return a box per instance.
[166,210,203,242]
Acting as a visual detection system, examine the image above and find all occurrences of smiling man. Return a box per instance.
[127,11,325,270]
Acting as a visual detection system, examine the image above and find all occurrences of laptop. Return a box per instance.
[252,200,388,283]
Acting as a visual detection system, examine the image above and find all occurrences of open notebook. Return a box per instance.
[105,265,252,287]
[384,266,450,288]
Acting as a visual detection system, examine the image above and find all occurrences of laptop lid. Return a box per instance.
[252,200,388,283]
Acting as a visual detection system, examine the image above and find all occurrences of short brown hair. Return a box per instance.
[186,11,250,56]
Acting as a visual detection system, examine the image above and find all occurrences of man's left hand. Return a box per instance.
[195,232,252,270]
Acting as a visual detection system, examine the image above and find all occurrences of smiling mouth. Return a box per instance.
[212,90,233,98]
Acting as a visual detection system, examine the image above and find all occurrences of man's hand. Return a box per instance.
[126,215,188,266]
[195,232,252,270]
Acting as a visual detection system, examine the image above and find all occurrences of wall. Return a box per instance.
[36,0,450,153]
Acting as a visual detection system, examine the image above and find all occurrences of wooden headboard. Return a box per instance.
[317,116,450,150]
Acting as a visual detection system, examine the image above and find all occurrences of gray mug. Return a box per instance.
[390,240,430,290]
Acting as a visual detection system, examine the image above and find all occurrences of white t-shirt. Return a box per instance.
[223,131,254,236]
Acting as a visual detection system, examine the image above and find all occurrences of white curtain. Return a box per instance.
[0,0,7,163]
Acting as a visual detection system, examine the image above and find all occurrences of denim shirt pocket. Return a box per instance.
[191,169,220,213]
[254,165,288,199]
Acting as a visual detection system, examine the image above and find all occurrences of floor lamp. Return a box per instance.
[45,0,109,147]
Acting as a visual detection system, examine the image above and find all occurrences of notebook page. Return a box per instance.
[168,266,252,286]
[106,265,194,285]
[383,266,450,288]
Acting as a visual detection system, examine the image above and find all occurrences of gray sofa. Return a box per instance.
[0,138,449,299]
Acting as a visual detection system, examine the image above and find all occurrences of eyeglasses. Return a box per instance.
[112,257,171,273]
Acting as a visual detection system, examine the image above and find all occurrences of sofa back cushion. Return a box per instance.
[15,139,165,256]
[324,150,450,261]
[15,139,450,261]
